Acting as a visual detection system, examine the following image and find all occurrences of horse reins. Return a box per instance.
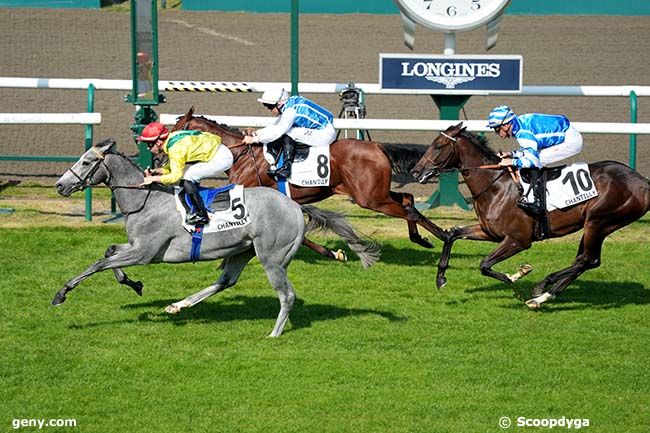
[68,148,156,215]
[173,116,265,186]
[65,146,110,190]
[428,130,522,199]
[465,169,508,201]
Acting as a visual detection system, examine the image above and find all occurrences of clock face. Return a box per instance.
[396,0,511,32]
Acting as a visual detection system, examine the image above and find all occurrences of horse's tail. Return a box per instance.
[301,205,380,268]
[379,142,429,174]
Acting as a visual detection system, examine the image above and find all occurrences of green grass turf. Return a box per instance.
[0,216,648,432]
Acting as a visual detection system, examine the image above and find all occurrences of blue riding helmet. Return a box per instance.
[487,105,516,128]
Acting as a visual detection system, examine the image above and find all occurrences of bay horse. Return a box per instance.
[410,122,650,308]
[54,138,379,337]
[170,107,447,255]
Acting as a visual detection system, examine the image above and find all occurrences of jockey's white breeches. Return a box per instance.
[182,145,234,182]
[287,123,336,147]
[539,126,583,166]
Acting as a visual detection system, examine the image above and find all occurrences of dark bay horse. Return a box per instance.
[410,122,650,308]
[170,107,447,253]
[54,138,379,337]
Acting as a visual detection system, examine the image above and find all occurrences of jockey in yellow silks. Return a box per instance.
[138,122,234,225]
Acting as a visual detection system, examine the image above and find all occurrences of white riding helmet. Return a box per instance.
[257,88,289,105]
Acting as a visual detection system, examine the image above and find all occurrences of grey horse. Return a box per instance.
[53,138,379,337]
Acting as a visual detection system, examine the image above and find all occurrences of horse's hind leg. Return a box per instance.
[254,229,301,337]
[401,192,448,243]
[527,228,607,308]
[398,192,434,248]
[165,249,255,314]
[263,263,296,338]
[105,244,143,296]
[353,190,439,248]
[302,237,347,262]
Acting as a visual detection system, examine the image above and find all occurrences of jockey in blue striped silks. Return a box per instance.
[487,105,583,215]
[243,88,336,178]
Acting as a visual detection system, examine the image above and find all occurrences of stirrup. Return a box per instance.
[517,200,544,216]
[185,212,210,226]
[267,166,291,178]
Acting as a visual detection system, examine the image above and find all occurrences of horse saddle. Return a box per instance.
[519,165,566,184]
[266,139,310,164]
[179,183,235,213]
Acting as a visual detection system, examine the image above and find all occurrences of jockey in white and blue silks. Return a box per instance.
[487,105,583,169]
[487,105,583,219]
[243,88,336,178]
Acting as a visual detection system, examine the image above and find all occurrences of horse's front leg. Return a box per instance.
[437,225,493,289]
[105,244,144,296]
[52,245,148,306]
[479,236,531,285]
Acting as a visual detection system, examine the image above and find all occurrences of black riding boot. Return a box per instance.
[267,135,296,178]
[518,169,545,216]
[182,180,210,226]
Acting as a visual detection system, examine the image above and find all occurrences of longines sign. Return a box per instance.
[379,54,522,94]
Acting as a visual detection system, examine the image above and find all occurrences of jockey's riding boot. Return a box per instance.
[517,169,545,216]
[182,180,210,226]
[267,135,296,178]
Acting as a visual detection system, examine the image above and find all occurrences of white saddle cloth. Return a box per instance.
[174,184,251,233]
[519,162,598,211]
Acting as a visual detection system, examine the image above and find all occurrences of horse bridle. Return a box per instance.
[65,146,111,191]
[418,130,459,177]
[437,130,522,200]
[66,147,154,215]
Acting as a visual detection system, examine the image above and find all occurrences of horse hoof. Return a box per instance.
[165,304,180,314]
[525,292,555,309]
[507,263,534,283]
[525,299,540,309]
[436,276,447,289]
[519,264,533,275]
[51,296,65,306]
[333,249,348,263]
[131,281,144,296]
[414,237,433,249]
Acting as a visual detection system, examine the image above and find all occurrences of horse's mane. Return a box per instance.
[93,138,174,194]
[460,130,499,162]
[379,142,429,174]
[189,115,243,136]
[93,137,151,173]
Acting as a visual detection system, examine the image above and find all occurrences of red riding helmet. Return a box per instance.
[137,122,169,142]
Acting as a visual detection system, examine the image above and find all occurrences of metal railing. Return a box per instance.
[0,84,99,220]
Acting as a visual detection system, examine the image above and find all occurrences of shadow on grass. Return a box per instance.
[70,295,406,334]
[462,279,650,311]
